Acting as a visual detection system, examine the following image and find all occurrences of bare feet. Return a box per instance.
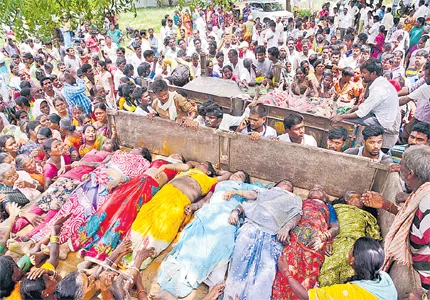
[203,284,226,300]
[77,260,94,271]
[30,252,47,267]
[6,239,35,256]
[59,243,70,260]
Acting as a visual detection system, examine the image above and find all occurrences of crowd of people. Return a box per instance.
[0,0,429,299]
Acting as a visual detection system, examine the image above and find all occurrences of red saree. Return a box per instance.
[272,199,330,300]
[73,160,178,263]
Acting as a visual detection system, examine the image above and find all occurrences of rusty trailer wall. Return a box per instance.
[142,77,360,147]
[109,110,388,198]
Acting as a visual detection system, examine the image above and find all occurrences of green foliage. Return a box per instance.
[0,0,137,40]
[294,8,313,17]
[177,0,236,11]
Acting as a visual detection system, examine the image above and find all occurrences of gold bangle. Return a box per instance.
[50,235,59,244]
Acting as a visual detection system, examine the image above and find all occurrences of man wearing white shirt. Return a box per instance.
[414,0,429,18]
[285,39,300,70]
[227,49,243,77]
[265,21,278,49]
[63,47,80,70]
[201,102,250,131]
[252,24,266,46]
[237,103,277,140]
[359,2,371,33]
[381,7,394,30]
[367,15,380,43]
[278,113,318,146]
[275,17,284,35]
[339,8,353,39]
[332,59,400,149]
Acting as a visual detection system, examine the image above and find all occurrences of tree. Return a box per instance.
[177,0,236,11]
[0,0,137,40]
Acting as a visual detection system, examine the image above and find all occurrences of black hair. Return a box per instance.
[255,45,266,54]
[82,124,96,137]
[274,179,294,191]
[124,64,134,76]
[347,237,384,282]
[342,67,354,77]
[361,45,371,54]
[137,62,151,77]
[283,113,303,130]
[411,122,430,140]
[176,90,188,98]
[93,103,107,112]
[79,114,92,124]
[222,65,233,72]
[38,127,53,139]
[152,78,168,94]
[48,113,61,125]
[0,153,11,163]
[0,135,14,152]
[228,49,238,57]
[332,191,377,218]
[328,126,348,142]
[237,170,251,184]
[249,103,268,118]
[43,138,58,158]
[15,109,28,120]
[140,147,152,163]
[215,52,224,59]
[362,126,384,140]
[206,161,216,177]
[143,50,155,59]
[15,96,30,108]
[268,47,280,59]
[54,271,83,300]
[53,97,66,108]
[26,120,40,137]
[0,256,17,298]
[417,17,425,27]
[205,104,224,119]
[20,276,46,299]
[360,59,383,76]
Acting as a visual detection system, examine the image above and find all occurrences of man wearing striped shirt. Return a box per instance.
[362,145,430,299]
[61,68,92,114]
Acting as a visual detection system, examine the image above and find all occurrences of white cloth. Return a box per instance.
[241,124,277,138]
[14,171,40,201]
[368,22,380,43]
[414,5,429,19]
[339,13,353,29]
[278,133,318,146]
[134,106,156,116]
[356,76,400,131]
[64,55,80,70]
[158,91,177,120]
[381,13,394,30]
[360,7,371,21]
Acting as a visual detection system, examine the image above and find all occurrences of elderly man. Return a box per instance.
[332,59,400,150]
[60,68,92,114]
[362,145,430,299]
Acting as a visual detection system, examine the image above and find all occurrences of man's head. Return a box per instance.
[248,104,268,131]
[360,59,383,84]
[193,38,202,51]
[283,113,305,144]
[133,86,152,106]
[341,67,354,82]
[152,78,169,104]
[255,46,266,62]
[331,49,341,65]
[268,47,280,62]
[116,57,127,72]
[287,38,295,52]
[362,126,384,157]
[408,122,430,146]
[204,104,224,128]
[227,49,238,65]
[327,126,348,151]
[400,145,430,192]
[143,50,155,63]
[414,49,428,67]
[352,44,361,59]
[392,50,403,68]
[40,77,53,93]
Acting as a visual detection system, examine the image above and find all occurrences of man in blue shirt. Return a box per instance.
[61,68,92,114]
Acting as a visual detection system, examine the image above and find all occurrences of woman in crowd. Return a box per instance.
[52,98,70,120]
[318,191,381,287]
[370,25,386,59]
[280,237,397,299]
[18,120,41,156]
[15,154,44,189]
[32,99,52,119]
[272,186,340,300]
[79,124,106,157]
[0,135,20,158]
[60,118,82,151]
[157,171,261,298]
[311,72,337,118]
[223,180,303,300]
[93,103,113,138]
[74,154,189,265]
[95,60,115,104]
[409,17,425,48]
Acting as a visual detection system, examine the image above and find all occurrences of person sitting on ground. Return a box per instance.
[344,126,393,163]
[236,103,277,141]
[326,126,349,152]
[279,237,397,299]
[278,113,318,146]
[318,191,381,286]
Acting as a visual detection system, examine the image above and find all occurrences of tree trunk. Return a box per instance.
[286,0,291,11]
[169,0,172,6]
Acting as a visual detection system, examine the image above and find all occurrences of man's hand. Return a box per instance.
[361,191,385,209]
[331,115,344,123]
[388,163,400,173]
[228,210,239,226]
[147,113,156,121]
[249,131,262,142]
[27,268,53,280]
[22,212,43,227]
